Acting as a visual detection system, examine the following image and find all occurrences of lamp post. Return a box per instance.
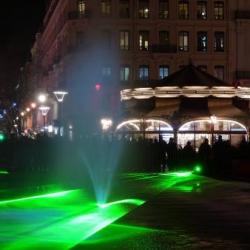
[53,90,68,136]
[39,106,50,128]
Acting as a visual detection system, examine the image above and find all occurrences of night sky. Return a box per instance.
[0,0,46,98]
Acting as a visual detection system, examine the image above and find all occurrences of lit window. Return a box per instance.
[139,0,149,19]
[197,32,208,52]
[139,31,149,51]
[159,0,169,19]
[179,0,189,19]
[120,31,129,50]
[159,31,169,45]
[159,65,169,79]
[214,65,224,80]
[197,1,207,20]
[214,1,224,20]
[139,65,149,80]
[179,31,189,51]
[119,0,130,18]
[120,65,130,81]
[78,0,86,15]
[214,32,224,52]
[101,0,111,16]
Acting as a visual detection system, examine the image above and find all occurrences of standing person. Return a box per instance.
[198,138,212,174]
[158,135,167,172]
[166,137,178,170]
[182,141,196,170]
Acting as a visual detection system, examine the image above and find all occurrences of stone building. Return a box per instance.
[22,0,250,137]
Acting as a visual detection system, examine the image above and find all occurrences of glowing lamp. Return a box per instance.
[39,106,50,116]
[20,112,25,117]
[194,165,202,173]
[53,91,68,103]
[210,115,217,124]
[38,94,47,103]
[26,108,31,112]
[31,102,37,109]
[95,83,102,91]
[101,118,113,131]
[0,133,5,142]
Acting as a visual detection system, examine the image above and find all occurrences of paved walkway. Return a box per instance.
[76,173,250,250]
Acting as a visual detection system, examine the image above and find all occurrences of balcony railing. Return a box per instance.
[150,44,177,53]
[235,11,250,19]
[236,71,250,79]
[68,10,90,20]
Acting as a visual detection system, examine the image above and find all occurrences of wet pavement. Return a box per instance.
[1,172,250,249]
[75,173,250,250]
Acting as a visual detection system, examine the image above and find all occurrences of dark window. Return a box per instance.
[119,0,130,18]
[179,31,189,51]
[102,66,112,79]
[179,0,189,19]
[76,32,85,46]
[159,31,169,45]
[214,32,224,51]
[159,0,169,19]
[120,65,130,81]
[214,1,224,20]
[101,0,111,16]
[139,65,149,80]
[159,65,169,79]
[197,1,207,20]
[101,30,112,49]
[120,30,129,50]
[197,32,208,52]
[198,65,207,71]
[214,65,224,80]
[139,31,149,50]
[139,0,149,19]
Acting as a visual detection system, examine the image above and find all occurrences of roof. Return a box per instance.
[160,64,228,87]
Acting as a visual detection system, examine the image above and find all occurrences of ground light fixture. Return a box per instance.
[0,133,5,142]
[193,165,202,173]
[53,90,68,102]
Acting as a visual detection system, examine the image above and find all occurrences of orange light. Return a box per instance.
[31,102,37,109]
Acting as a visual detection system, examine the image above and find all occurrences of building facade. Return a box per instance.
[22,0,250,136]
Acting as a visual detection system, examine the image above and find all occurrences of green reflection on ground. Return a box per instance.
[0,189,145,250]
[0,170,8,175]
[0,171,205,249]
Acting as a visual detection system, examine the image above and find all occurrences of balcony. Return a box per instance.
[235,11,250,19]
[68,11,90,20]
[236,71,250,79]
[150,44,177,53]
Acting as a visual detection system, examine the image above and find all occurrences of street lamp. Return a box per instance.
[39,106,50,128]
[53,91,68,103]
[37,93,47,103]
[101,118,113,131]
[31,102,37,109]
[53,90,68,136]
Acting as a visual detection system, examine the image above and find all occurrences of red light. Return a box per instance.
[95,83,101,91]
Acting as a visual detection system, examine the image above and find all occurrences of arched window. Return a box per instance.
[178,119,247,149]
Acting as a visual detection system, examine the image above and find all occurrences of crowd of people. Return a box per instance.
[0,134,249,186]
